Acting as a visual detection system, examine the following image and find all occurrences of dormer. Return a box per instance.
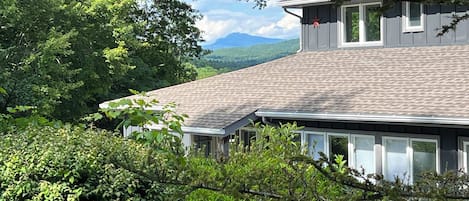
[280,0,469,51]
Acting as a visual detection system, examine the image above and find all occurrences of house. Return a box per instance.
[101,0,469,183]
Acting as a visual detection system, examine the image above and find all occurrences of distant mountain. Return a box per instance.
[194,38,299,74]
[204,32,285,50]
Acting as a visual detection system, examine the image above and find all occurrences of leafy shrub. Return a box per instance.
[0,124,187,200]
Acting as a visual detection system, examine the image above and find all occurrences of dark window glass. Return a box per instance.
[409,2,422,27]
[365,4,381,42]
[329,135,349,165]
[345,6,359,42]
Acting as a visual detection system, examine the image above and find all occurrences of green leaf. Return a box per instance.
[0,87,6,95]
[128,89,140,95]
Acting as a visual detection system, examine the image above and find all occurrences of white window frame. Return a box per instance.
[339,2,384,48]
[351,134,377,173]
[326,133,352,163]
[303,131,376,173]
[463,141,469,173]
[382,136,439,184]
[302,131,327,159]
[402,1,424,32]
[123,125,143,138]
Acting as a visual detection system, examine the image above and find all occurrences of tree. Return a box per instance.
[0,0,202,121]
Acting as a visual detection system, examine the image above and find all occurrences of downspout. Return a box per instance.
[283,8,303,53]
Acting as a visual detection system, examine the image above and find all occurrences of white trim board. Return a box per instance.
[146,124,226,136]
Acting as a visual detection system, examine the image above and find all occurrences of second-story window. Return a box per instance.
[402,2,424,32]
[340,3,383,47]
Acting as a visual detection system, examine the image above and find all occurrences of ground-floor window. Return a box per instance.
[240,129,257,147]
[382,137,438,183]
[302,131,438,182]
[194,135,213,157]
[461,139,469,173]
[303,132,376,174]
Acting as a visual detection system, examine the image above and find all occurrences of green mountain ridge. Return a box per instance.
[193,39,299,75]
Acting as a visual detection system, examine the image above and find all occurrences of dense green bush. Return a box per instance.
[0,124,188,200]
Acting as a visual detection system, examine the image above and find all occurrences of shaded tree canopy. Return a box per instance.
[0,0,203,121]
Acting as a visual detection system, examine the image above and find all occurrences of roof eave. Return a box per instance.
[256,111,469,128]
[278,0,333,8]
[146,124,227,136]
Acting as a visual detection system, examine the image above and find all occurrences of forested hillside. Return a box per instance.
[203,32,284,50]
[194,39,299,79]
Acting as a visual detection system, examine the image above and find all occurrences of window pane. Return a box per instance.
[466,144,469,172]
[293,133,301,143]
[354,136,375,174]
[384,138,408,181]
[307,134,324,160]
[412,141,436,181]
[365,4,381,42]
[345,6,359,42]
[329,135,349,165]
[195,136,212,157]
[409,2,421,27]
[241,130,256,147]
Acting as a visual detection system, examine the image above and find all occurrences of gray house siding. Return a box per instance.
[301,2,469,51]
[302,4,337,51]
[269,118,469,173]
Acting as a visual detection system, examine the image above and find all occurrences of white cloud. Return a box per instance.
[196,16,238,43]
[184,0,302,44]
[255,9,302,39]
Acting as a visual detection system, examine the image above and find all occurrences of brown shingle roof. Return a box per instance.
[104,44,469,130]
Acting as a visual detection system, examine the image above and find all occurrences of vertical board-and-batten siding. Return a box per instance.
[302,4,337,51]
[301,2,469,51]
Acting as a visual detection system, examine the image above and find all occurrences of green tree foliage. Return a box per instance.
[0,96,193,200]
[195,66,230,79]
[0,124,192,200]
[186,123,346,200]
[0,0,202,121]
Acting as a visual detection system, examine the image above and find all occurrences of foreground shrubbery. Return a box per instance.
[0,123,190,200]
[2,96,469,200]
[0,118,342,200]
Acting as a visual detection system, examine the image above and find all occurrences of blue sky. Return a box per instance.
[182,0,302,44]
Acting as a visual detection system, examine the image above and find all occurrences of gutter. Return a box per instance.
[278,0,332,8]
[283,8,303,53]
[255,111,469,127]
[146,124,226,136]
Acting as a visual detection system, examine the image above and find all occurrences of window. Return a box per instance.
[383,137,438,183]
[306,132,325,160]
[340,3,383,47]
[462,140,469,173]
[123,125,142,138]
[329,134,349,165]
[402,2,424,32]
[304,132,375,174]
[352,135,375,175]
[194,135,213,157]
[240,129,257,147]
